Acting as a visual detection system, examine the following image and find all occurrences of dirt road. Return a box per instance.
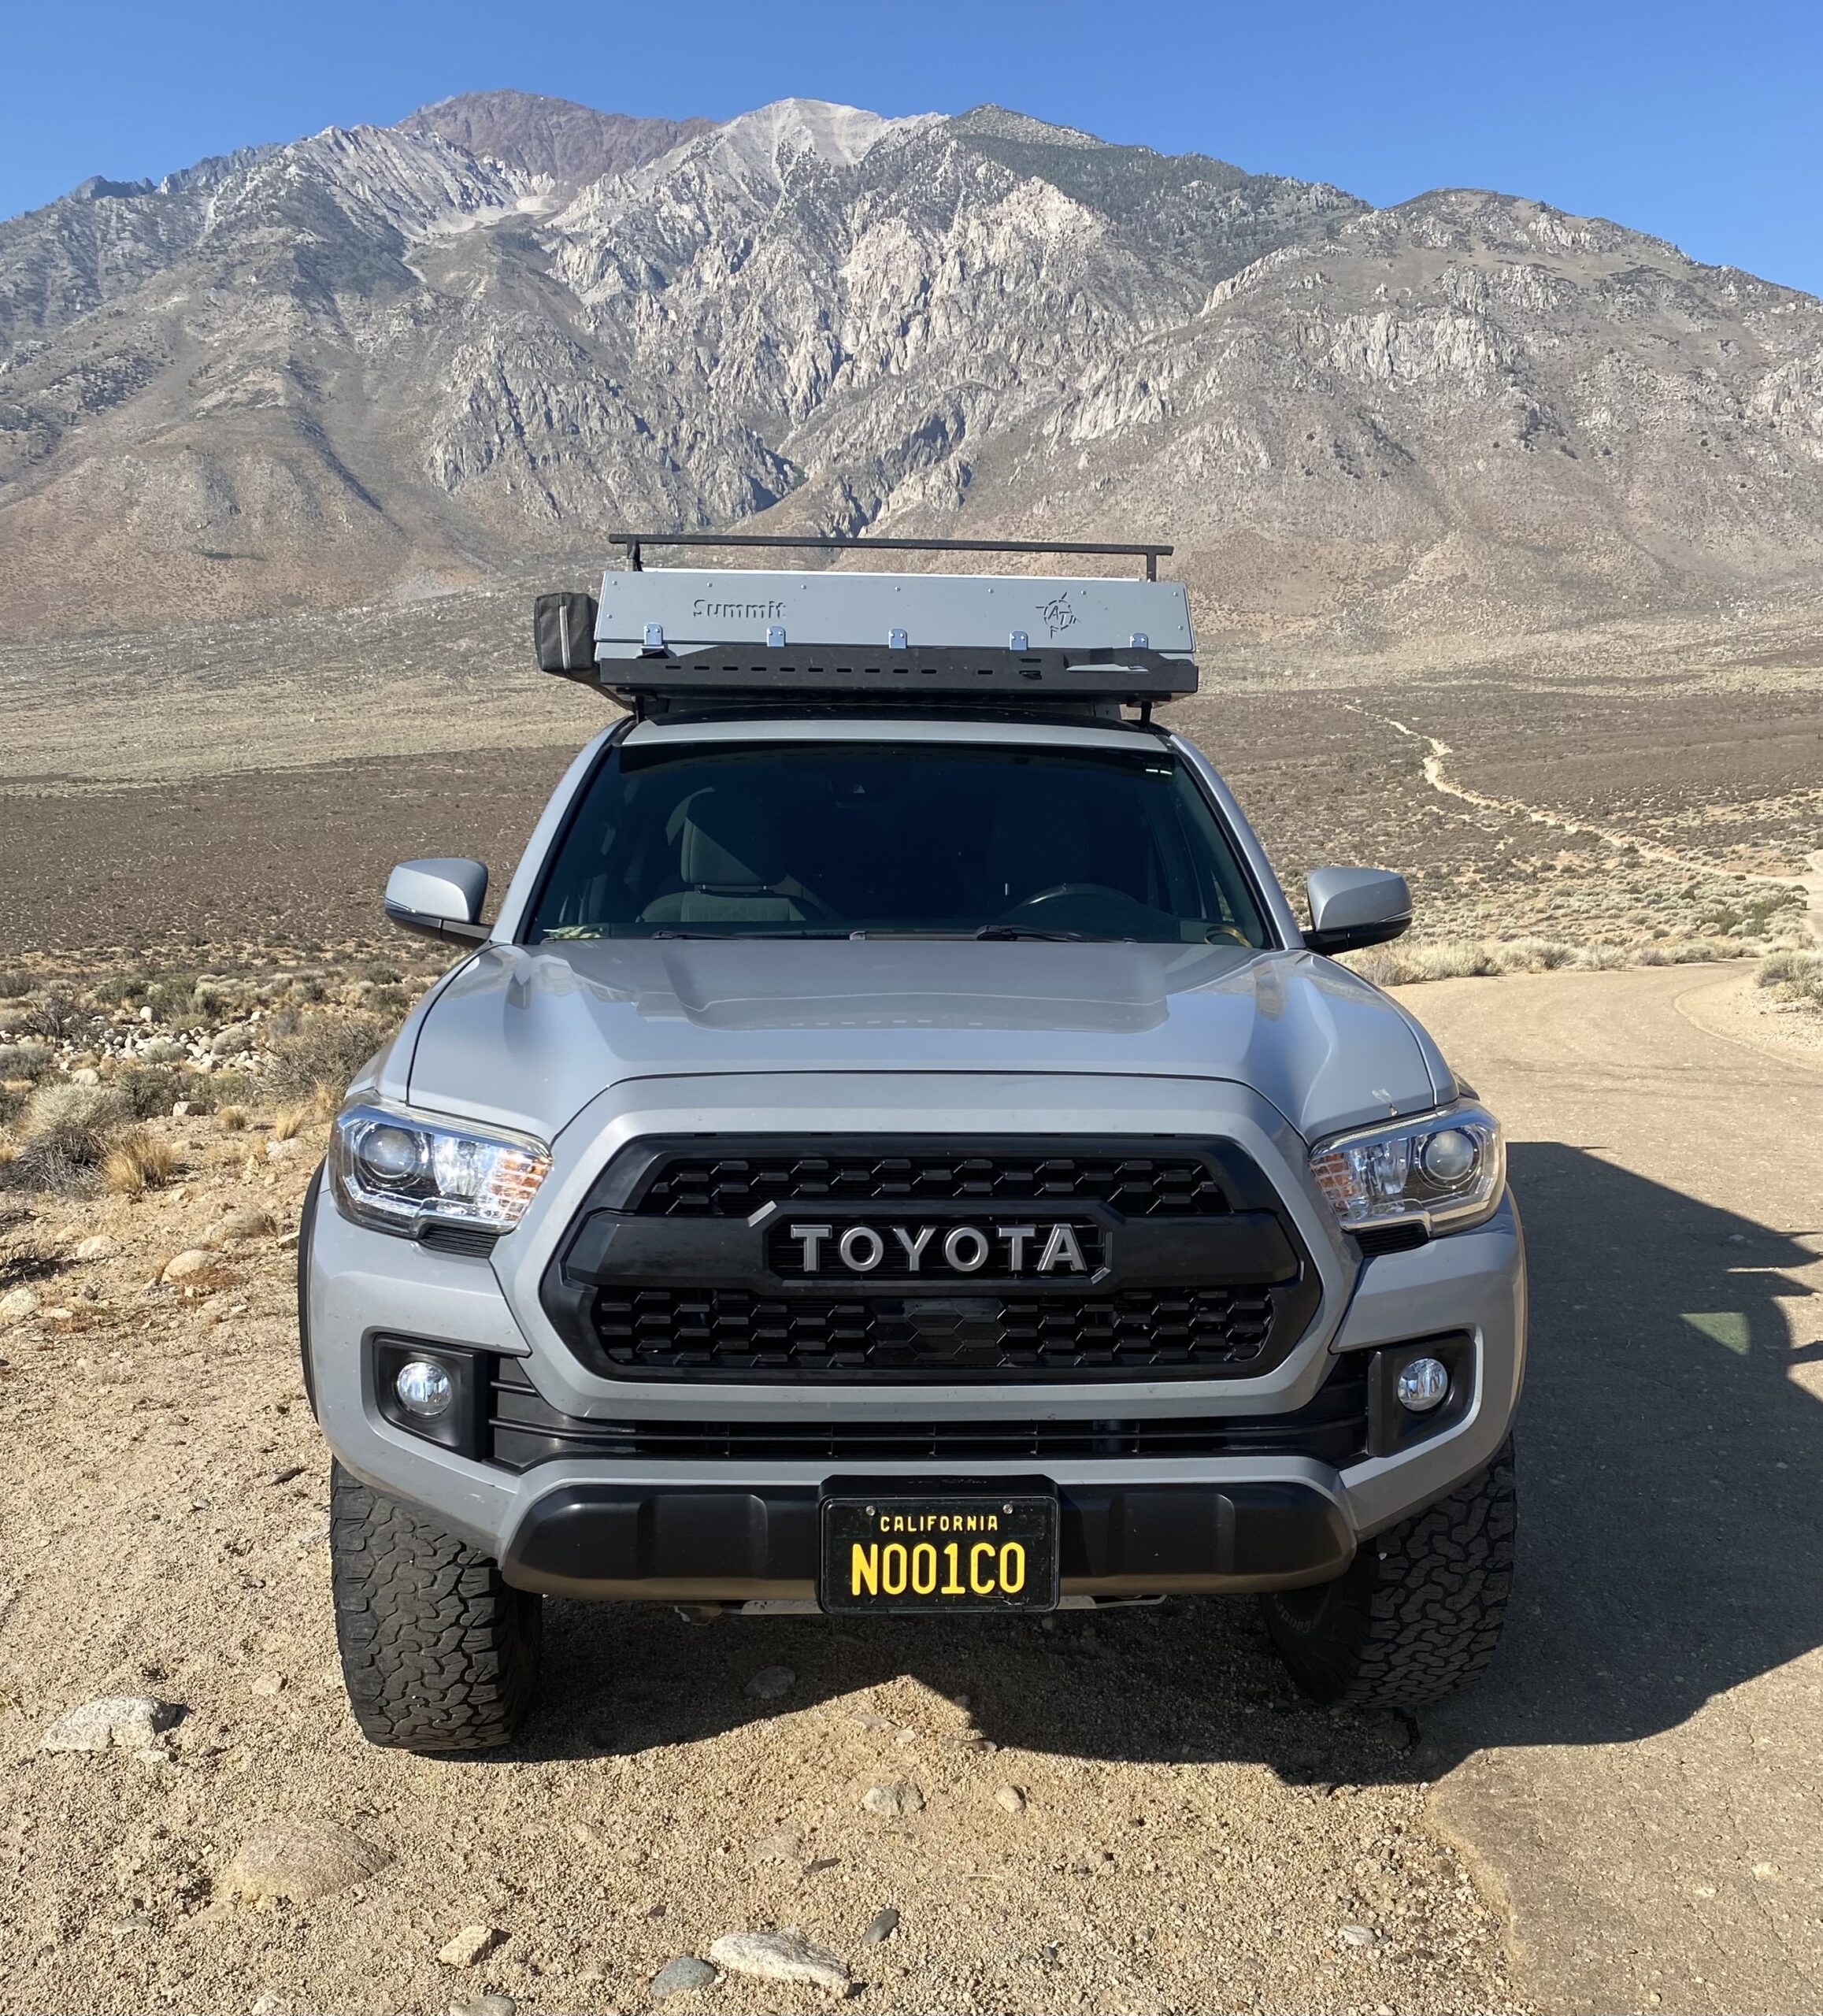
[1410,966,1823,2014]
[2,965,1818,2014]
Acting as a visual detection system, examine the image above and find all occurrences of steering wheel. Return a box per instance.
[1008,882,1134,913]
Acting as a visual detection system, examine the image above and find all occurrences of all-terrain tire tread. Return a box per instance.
[329,1461,540,1751]
[1264,1439,1516,1709]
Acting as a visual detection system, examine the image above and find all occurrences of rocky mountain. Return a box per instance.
[2,91,1821,649]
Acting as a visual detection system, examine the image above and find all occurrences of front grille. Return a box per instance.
[487,1354,1368,1470]
[585,1284,1280,1380]
[638,1152,1228,1219]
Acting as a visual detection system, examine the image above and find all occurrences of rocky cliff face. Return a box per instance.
[2,91,1819,647]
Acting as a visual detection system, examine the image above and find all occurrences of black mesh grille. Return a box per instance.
[585,1284,1280,1380]
[638,1153,1228,1219]
[488,1354,1368,1469]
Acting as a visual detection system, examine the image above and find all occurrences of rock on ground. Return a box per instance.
[861,1781,924,1817]
[161,1249,217,1283]
[40,1695,180,1753]
[743,1664,795,1700]
[223,1819,388,1902]
[706,1930,850,1998]
[650,1955,718,1999]
[439,1925,506,1968]
[860,1907,900,1945]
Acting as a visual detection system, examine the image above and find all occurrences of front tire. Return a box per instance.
[329,1461,542,1751]
[1261,1439,1515,1707]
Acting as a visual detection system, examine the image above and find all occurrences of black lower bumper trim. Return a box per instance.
[499,1478,1354,1600]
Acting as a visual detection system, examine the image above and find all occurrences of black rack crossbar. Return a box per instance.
[609,530,1175,581]
[598,643,1196,706]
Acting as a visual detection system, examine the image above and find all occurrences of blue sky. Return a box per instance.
[5,0,1820,295]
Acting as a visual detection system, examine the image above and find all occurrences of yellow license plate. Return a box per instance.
[819,1494,1059,1614]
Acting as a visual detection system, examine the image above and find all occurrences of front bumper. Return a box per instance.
[502,1477,1354,1600]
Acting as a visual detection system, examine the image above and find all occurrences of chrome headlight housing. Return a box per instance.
[1309,1102,1505,1236]
[330,1101,550,1240]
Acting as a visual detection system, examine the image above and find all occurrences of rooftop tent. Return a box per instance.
[534,532,1197,706]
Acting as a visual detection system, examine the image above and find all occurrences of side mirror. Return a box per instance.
[384,858,490,946]
[1303,866,1411,955]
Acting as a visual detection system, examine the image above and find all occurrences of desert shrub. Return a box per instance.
[0,971,33,1000]
[361,960,402,985]
[0,1084,26,1128]
[1338,946,1405,987]
[367,984,412,1017]
[1492,938,1574,973]
[1405,941,1500,980]
[143,975,201,1024]
[0,1042,54,1081]
[92,972,150,1006]
[1758,949,1814,988]
[13,988,87,1043]
[1758,949,1823,1008]
[180,1069,254,1115]
[114,1064,190,1119]
[1573,944,1628,970]
[102,1129,180,1195]
[137,1037,189,1065]
[24,1082,129,1140]
[263,1010,389,1101]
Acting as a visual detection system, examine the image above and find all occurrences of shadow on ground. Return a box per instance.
[499,1141,1821,1786]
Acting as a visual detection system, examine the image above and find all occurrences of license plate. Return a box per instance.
[819,1493,1059,1615]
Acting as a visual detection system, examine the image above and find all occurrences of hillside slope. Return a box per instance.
[2,92,1820,645]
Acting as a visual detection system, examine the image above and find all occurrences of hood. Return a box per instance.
[401,939,1451,1145]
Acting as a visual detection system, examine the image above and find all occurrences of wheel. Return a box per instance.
[1261,1439,1515,1708]
[329,1461,542,1751]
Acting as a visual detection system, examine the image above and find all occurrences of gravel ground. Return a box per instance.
[0,1105,1519,2016]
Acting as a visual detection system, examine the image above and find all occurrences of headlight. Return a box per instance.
[1309,1102,1504,1236]
[330,1101,550,1240]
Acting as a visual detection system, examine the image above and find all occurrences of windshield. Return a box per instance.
[528,739,1272,946]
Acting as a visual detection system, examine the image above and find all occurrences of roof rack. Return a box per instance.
[532,531,1196,710]
[607,529,1176,581]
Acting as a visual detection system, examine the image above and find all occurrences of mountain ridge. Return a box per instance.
[1,91,1819,650]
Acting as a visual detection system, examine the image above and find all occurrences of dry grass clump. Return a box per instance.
[101,1129,181,1196]
[270,1102,311,1142]
[217,1106,248,1133]
[0,1083,132,1196]
[263,1010,388,1102]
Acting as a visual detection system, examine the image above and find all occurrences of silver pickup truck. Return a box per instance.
[300,535,1523,1751]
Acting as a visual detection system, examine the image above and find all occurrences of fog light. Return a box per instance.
[1395,1356,1451,1414]
[394,1358,454,1419]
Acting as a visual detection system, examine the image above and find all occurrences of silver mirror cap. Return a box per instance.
[1304,866,1412,955]
[384,858,490,945]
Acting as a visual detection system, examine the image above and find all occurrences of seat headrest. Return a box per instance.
[672,786,790,889]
